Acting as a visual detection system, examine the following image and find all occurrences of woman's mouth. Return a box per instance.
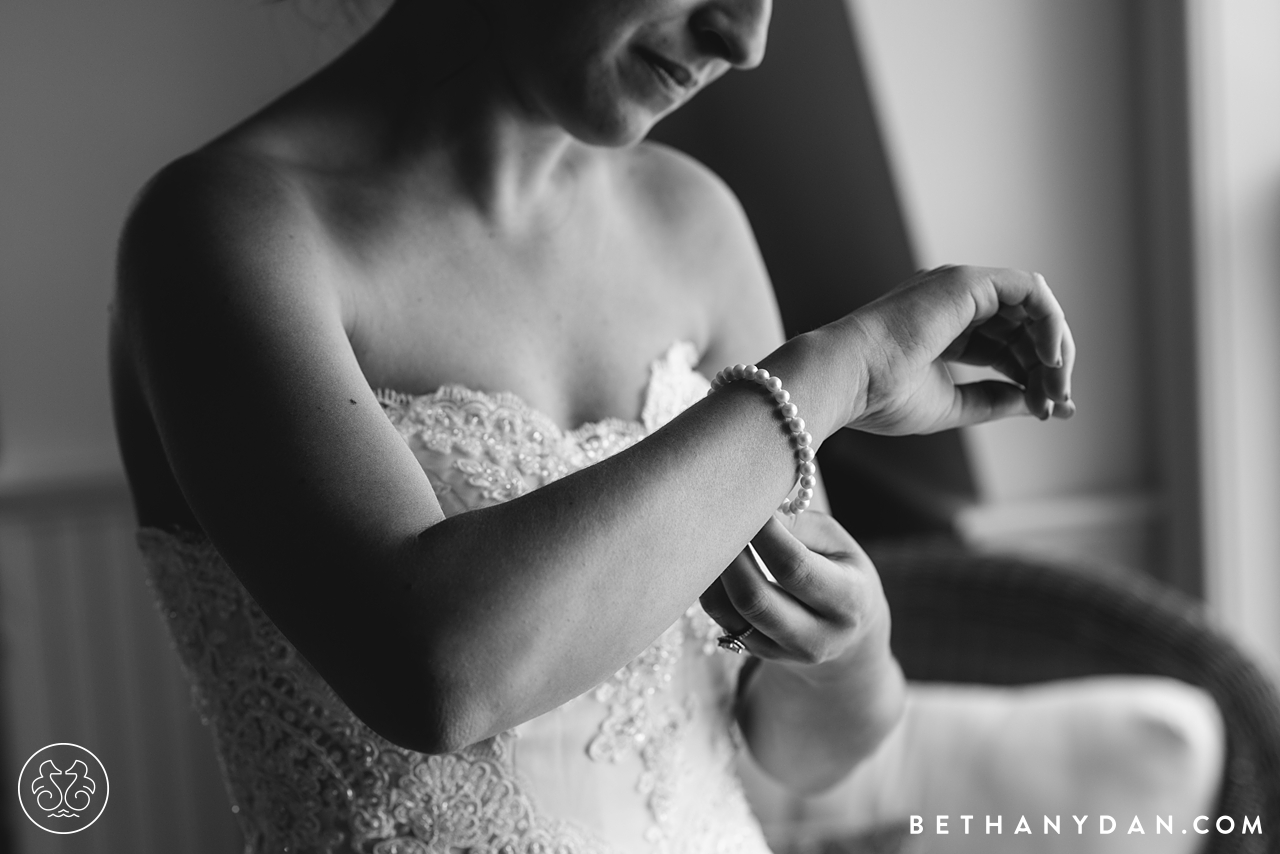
[634,46,694,95]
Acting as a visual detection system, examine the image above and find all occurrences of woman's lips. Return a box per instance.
[635,46,695,94]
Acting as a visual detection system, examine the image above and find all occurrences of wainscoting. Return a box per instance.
[0,480,241,853]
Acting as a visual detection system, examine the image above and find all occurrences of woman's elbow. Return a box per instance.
[321,636,505,756]
[344,674,498,756]
[371,710,488,757]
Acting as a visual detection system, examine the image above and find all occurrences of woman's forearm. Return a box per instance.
[345,328,864,752]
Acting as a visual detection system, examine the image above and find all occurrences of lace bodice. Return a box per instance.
[137,341,773,854]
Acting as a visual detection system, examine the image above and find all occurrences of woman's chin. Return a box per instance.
[550,64,692,148]
[565,107,663,149]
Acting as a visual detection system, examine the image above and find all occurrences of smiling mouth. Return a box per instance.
[635,47,694,92]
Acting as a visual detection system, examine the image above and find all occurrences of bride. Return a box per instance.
[109,1,1221,852]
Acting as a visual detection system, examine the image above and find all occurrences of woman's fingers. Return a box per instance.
[950,328,1032,386]
[961,268,1068,370]
[984,269,1067,369]
[950,289,1075,420]
[700,552,754,633]
[1028,272,1068,369]
[718,542,825,654]
[755,513,883,631]
[1049,317,1076,404]
[698,572,788,659]
[702,514,888,665]
[950,380,1034,426]
[945,267,1072,387]
[746,514,860,614]
[1014,311,1074,417]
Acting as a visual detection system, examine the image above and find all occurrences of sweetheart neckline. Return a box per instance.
[372,339,705,439]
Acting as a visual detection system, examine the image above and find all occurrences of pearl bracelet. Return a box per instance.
[708,364,816,515]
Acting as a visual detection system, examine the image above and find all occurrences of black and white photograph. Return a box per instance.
[2,1,1279,852]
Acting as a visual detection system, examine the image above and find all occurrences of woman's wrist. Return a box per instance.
[756,325,869,446]
[742,644,907,780]
[786,642,908,749]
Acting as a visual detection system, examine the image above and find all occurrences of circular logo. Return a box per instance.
[17,743,109,834]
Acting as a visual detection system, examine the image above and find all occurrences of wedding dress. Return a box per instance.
[137,341,775,854]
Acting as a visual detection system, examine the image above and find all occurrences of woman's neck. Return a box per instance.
[259,0,589,232]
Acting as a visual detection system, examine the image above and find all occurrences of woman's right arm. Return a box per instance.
[114,155,1071,755]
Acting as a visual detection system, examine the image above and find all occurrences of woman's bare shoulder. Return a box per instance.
[610,141,784,364]
[117,146,331,320]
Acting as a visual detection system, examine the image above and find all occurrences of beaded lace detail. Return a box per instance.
[585,607,733,850]
[137,341,772,854]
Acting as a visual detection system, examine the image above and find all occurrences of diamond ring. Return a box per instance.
[716,626,756,655]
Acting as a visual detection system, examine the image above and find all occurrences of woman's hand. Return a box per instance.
[700,510,906,792]
[699,511,895,686]
[826,265,1076,436]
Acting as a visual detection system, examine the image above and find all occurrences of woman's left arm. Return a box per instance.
[701,514,905,795]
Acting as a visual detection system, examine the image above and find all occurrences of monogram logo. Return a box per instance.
[18,743,109,834]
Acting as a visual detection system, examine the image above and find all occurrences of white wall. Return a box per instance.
[0,0,361,490]
[2,490,243,854]
[849,0,1158,571]
[1187,0,1280,673]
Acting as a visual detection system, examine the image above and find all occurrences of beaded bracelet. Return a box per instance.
[708,364,816,515]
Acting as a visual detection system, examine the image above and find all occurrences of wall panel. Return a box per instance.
[0,485,240,853]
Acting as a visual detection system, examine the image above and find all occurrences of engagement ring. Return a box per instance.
[717,626,755,655]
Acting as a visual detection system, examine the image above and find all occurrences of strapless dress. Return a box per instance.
[137,341,775,854]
